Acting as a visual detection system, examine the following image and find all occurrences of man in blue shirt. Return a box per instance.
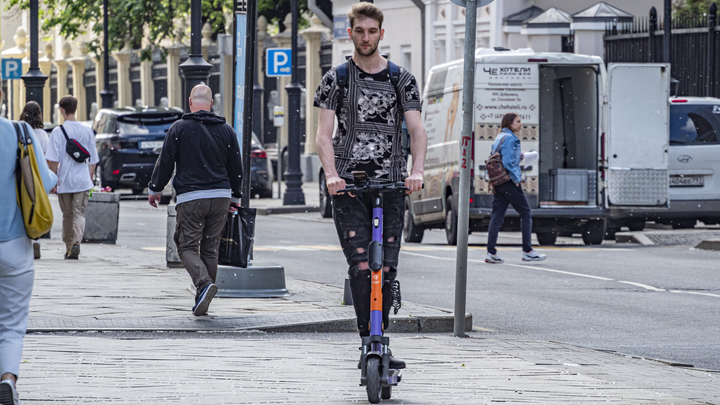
[0,81,57,405]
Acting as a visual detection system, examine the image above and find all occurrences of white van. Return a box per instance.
[404,48,670,246]
[612,97,720,231]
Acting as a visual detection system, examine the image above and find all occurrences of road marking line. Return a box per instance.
[501,263,615,281]
[400,251,614,281]
[618,281,665,292]
[670,290,720,298]
[141,247,166,251]
[472,326,496,332]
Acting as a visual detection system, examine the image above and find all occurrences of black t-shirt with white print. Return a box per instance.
[314,58,421,183]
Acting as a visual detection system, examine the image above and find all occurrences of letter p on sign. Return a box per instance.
[266,48,292,77]
[1,58,23,80]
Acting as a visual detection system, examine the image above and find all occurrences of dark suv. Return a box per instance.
[93,107,183,196]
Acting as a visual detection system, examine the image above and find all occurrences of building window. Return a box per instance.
[402,46,412,73]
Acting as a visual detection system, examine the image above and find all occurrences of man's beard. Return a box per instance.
[353,39,378,57]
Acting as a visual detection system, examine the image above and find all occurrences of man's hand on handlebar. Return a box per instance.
[326,175,347,195]
[405,172,424,194]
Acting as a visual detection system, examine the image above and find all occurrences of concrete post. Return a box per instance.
[273,14,294,155]
[38,43,53,123]
[51,43,71,124]
[257,16,268,89]
[1,27,28,120]
[300,15,329,156]
[112,43,133,109]
[140,48,155,107]
[166,43,184,109]
[201,22,213,62]
[91,52,104,111]
[69,43,88,120]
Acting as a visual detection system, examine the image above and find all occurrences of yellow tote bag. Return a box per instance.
[14,122,53,239]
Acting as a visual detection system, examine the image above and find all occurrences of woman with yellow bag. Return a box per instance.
[0,81,57,405]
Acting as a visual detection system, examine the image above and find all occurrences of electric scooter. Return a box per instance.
[339,171,408,403]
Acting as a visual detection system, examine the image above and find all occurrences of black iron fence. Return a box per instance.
[604,4,720,97]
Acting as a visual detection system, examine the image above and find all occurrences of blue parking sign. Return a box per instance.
[266,48,292,77]
[1,58,23,80]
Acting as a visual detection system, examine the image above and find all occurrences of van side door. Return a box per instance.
[605,63,670,208]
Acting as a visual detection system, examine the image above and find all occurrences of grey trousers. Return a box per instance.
[0,236,34,378]
[174,198,231,295]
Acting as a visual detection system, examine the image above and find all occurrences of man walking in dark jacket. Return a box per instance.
[148,84,243,316]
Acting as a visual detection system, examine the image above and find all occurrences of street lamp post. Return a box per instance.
[283,0,305,205]
[99,0,114,109]
[21,0,48,106]
[179,0,213,112]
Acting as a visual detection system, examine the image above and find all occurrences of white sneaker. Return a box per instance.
[485,252,504,264]
[522,250,547,262]
[0,379,20,405]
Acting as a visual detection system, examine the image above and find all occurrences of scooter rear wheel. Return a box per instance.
[382,386,392,399]
[366,357,381,403]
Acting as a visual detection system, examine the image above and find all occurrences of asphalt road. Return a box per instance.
[96,199,720,372]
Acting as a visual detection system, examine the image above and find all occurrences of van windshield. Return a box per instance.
[670,104,720,145]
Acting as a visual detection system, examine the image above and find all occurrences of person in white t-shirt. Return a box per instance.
[45,96,99,260]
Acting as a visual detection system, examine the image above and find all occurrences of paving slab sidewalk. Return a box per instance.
[21,240,720,403]
[29,239,467,333]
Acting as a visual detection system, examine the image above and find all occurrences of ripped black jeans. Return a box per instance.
[332,191,404,336]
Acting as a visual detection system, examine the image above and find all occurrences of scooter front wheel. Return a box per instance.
[366,357,381,403]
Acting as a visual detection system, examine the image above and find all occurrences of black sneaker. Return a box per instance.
[33,241,41,259]
[67,243,80,260]
[192,283,218,316]
[357,351,407,370]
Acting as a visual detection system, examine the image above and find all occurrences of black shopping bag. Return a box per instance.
[219,207,257,268]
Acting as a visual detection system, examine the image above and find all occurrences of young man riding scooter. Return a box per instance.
[314,2,427,368]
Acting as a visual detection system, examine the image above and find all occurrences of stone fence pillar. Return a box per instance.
[112,44,133,108]
[140,48,155,107]
[1,27,28,120]
[51,43,71,124]
[39,43,53,123]
[69,43,88,121]
[300,15,330,156]
[272,14,294,153]
[166,44,184,109]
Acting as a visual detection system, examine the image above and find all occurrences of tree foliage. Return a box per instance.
[4,0,309,59]
[4,0,231,60]
[674,0,718,15]
[258,0,308,32]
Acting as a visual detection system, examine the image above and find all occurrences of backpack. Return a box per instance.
[14,122,54,239]
[485,134,512,192]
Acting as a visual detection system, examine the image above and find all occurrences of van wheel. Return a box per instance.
[445,196,458,246]
[604,226,620,240]
[404,198,424,243]
[627,219,646,232]
[672,219,696,229]
[536,232,557,246]
[318,172,333,218]
[582,219,606,245]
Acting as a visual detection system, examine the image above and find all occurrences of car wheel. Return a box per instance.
[403,198,424,243]
[131,186,145,195]
[445,195,458,246]
[582,219,606,245]
[536,232,557,246]
[160,195,172,205]
[319,172,333,218]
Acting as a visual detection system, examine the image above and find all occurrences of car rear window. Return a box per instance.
[670,104,720,145]
[117,122,174,135]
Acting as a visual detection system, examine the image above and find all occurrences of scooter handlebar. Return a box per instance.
[338,181,424,194]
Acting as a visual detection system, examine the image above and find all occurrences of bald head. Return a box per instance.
[189,84,213,112]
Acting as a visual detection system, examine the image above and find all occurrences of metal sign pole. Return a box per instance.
[451,0,494,337]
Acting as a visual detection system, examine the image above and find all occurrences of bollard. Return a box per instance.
[166,205,183,268]
[83,192,120,243]
[343,277,353,305]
